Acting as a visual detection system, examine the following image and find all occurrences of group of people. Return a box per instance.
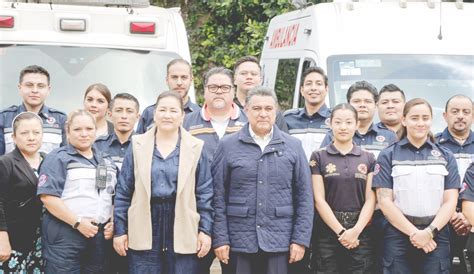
[0,57,472,274]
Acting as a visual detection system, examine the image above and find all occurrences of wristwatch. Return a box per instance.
[73,217,82,229]
[427,225,439,238]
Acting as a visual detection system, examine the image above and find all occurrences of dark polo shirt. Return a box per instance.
[310,143,376,212]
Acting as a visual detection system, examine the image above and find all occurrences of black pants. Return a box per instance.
[313,215,374,274]
[234,250,288,274]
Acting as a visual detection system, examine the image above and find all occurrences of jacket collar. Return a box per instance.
[12,148,38,187]
[239,123,284,146]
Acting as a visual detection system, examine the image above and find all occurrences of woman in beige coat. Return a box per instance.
[113,91,213,274]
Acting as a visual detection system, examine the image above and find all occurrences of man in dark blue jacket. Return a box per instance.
[212,86,314,274]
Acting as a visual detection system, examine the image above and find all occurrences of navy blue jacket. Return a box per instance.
[211,124,314,253]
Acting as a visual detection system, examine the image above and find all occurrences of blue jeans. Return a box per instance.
[42,213,108,274]
[127,199,198,274]
[382,223,451,274]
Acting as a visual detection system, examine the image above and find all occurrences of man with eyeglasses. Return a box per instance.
[184,67,247,274]
[0,65,67,155]
[183,67,247,160]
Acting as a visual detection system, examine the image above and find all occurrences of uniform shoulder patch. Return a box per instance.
[373,163,381,176]
[38,174,48,187]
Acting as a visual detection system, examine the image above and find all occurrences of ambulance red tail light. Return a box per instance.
[60,19,86,32]
[0,16,14,28]
[130,22,155,34]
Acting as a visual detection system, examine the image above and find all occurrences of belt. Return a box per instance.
[405,215,435,226]
[151,195,176,203]
[91,220,109,231]
[333,211,360,224]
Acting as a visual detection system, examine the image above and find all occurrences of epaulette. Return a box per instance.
[47,107,66,115]
[283,108,301,117]
[0,105,19,113]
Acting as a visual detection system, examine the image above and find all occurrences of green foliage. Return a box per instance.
[153,0,292,103]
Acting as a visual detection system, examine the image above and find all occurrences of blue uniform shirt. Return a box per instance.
[37,144,118,224]
[321,122,397,158]
[436,128,474,184]
[183,104,247,159]
[0,104,67,155]
[95,131,133,170]
[136,100,200,134]
[151,145,180,197]
[460,163,474,202]
[114,140,213,236]
[373,138,460,217]
[284,104,331,160]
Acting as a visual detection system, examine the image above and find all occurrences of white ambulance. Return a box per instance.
[0,0,194,112]
[260,0,474,133]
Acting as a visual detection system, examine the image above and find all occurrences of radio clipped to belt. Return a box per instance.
[96,159,107,191]
[96,159,116,195]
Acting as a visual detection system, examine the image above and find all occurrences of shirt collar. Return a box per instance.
[184,100,196,112]
[439,127,474,145]
[303,104,331,118]
[19,104,49,117]
[326,142,361,156]
[109,130,133,145]
[399,137,436,150]
[233,97,244,109]
[200,103,240,122]
[248,124,273,142]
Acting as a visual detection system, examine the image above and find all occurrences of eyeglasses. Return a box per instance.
[206,84,233,93]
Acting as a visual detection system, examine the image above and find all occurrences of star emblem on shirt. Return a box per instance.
[309,160,316,167]
[326,163,337,174]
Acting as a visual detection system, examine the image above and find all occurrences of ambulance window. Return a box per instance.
[274,58,299,110]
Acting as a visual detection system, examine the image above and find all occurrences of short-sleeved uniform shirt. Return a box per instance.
[284,104,331,160]
[460,163,474,202]
[310,143,376,212]
[136,100,200,134]
[37,145,118,224]
[436,128,474,185]
[320,123,397,159]
[95,131,133,170]
[0,104,67,155]
[373,138,460,217]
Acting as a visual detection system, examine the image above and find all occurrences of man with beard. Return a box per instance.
[183,67,247,274]
[436,95,474,273]
[137,59,200,133]
[376,84,405,136]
